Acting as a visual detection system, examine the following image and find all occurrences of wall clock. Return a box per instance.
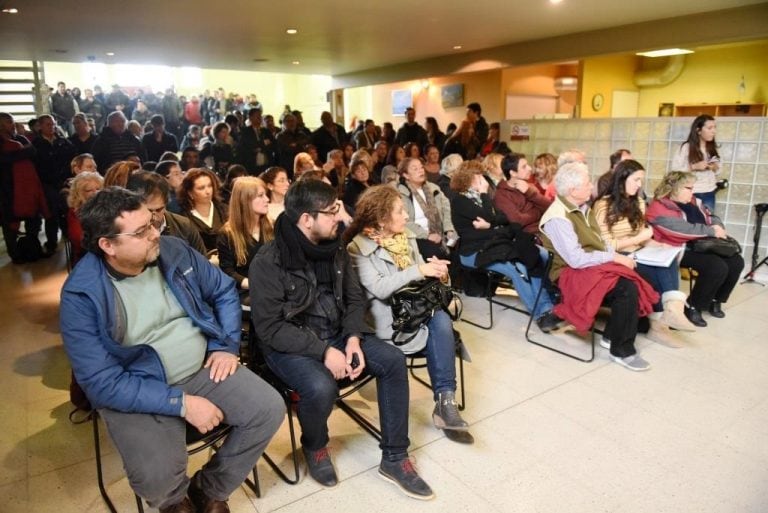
[591,93,604,112]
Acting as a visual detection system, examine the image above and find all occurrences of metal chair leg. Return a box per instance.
[93,413,118,513]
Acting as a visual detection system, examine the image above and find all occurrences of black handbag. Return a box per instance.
[688,236,742,258]
[390,278,458,345]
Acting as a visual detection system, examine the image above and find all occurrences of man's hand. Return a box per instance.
[184,394,224,434]
[514,178,530,193]
[324,346,348,380]
[204,351,239,383]
[345,337,366,380]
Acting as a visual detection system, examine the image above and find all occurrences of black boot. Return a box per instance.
[708,301,725,318]
[684,305,707,327]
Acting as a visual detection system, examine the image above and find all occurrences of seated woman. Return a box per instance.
[481,152,504,197]
[532,153,558,199]
[450,162,562,332]
[217,177,273,305]
[261,166,290,224]
[646,171,744,327]
[345,185,471,443]
[178,168,228,254]
[540,162,658,371]
[396,157,455,260]
[593,160,696,348]
[423,144,442,184]
[66,172,103,265]
[293,151,316,180]
[103,160,140,188]
[342,160,370,207]
[493,153,552,235]
[199,121,234,178]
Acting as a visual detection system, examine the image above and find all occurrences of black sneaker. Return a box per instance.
[684,305,707,327]
[708,301,725,318]
[303,446,338,487]
[536,311,565,333]
[378,458,435,500]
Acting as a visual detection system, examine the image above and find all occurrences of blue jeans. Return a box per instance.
[636,261,680,312]
[460,248,553,318]
[265,333,410,461]
[419,310,456,400]
[694,191,716,214]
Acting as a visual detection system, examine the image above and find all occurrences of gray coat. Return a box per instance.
[347,230,428,354]
[397,181,455,239]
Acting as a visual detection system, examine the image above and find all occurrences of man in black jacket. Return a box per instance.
[249,180,434,500]
[311,111,347,164]
[395,108,428,149]
[275,114,310,178]
[142,115,179,162]
[91,111,147,171]
[236,107,274,174]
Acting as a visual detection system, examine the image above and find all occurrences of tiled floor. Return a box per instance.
[1,247,767,512]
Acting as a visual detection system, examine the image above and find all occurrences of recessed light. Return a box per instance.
[292,61,300,65]
[550,0,564,4]
[286,28,298,35]
[106,52,115,56]
[636,48,694,58]
[2,8,19,14]
[453,45,462,50]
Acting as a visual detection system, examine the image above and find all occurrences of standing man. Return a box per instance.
[143,115,179,162]
[236,107,274,174]
[91,111,147,171]
[250,180,434,500]
[354,119,377,150]
[466,102,489,145]
[49,81,79,136]
[394,108,427,149]
[275,114,310,179]
[61,187,283,513]
[311,111,347,164]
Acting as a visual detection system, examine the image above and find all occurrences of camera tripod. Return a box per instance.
[742,203,768,284]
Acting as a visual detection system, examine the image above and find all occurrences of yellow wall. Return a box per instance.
[636,41,768,116]
[579,54,640,118]
[343,69,502,131]
[42,61,331,127]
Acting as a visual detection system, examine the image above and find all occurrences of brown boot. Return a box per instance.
[188,472,230,513]
[659,291,697,332]
[159,497,195,513]
[646,319,684,348]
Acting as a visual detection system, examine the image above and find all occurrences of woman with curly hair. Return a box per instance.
[178,168,228,253]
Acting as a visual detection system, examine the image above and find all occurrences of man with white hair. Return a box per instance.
[539,162,657,372]
[91,111,147,171]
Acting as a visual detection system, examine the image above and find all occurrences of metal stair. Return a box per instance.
[0,60,45,120]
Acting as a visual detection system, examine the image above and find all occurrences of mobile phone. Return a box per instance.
[351,353,360,369]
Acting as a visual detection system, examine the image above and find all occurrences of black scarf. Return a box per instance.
[274,213,339,283]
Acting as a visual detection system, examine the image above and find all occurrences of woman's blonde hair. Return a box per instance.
[68,172,104,210]
[103,160,140,187]
[482,153,503,176]
[293,152,315,179]
[222,176,274,266]
[654,171,696,200]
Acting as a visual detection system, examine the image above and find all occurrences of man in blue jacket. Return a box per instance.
[60,187,283,513]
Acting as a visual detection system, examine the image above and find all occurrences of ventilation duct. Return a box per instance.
[634,55,686,88]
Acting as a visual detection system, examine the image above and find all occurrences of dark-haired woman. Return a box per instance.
[199,121,234,179]
[671,115,720,213]
[346,185,471,443]
[646,171,744,327]
[593,160,696,347]
[178,168,228,254]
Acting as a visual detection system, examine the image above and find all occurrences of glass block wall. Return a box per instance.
[503,117,768,277]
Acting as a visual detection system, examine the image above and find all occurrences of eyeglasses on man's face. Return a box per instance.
[311,203,341,217]
[109,221,156,239]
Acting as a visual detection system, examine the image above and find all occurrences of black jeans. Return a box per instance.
[265,333,410,461]
[603,277,639,358]
[680,250,744,310]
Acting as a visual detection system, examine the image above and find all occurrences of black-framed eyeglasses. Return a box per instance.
[311,203,341,216]
[109,221,156,239]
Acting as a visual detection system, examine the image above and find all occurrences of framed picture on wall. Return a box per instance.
[658,103,675,117]
[391,89,412,116]
[441,84,464,108]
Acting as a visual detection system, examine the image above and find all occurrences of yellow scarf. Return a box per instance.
[364,228,413,270]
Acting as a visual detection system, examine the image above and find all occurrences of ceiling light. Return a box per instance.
[106,52,115,56]
[2,8,19,13]
[453,45,462,50]
[286,28,298,34]
[636,48,694,58]
[549,0,563,4]
[292,61,300,65]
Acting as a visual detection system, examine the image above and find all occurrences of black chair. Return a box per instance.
[92,412,257,512]
[459,267,529,329]
[524,252,596,363]
[406,328,468,410]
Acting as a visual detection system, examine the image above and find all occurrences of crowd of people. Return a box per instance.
[1,79,747,510]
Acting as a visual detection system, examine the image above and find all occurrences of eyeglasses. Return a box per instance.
[147,206,166,218]
[311,203,341,216]
[109,221,156,239]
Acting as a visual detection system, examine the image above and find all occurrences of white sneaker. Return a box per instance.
[599,337,611,350]
[611,354,651,372]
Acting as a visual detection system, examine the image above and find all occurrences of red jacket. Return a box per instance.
[646,197,717,246]
[554,262,659,333]
[493,180,552,234]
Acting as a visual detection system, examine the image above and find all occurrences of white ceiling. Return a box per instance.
[0,0,764,76]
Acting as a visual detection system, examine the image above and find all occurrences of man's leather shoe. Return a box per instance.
[684,305,707,327]
[189,472,230,513]
[708,301,725,318]
[159,497,195,513]
[303,446,338,487]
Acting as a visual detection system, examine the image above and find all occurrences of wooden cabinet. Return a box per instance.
[674,103,766,117]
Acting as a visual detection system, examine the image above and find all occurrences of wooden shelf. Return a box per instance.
[674,103,766,117]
